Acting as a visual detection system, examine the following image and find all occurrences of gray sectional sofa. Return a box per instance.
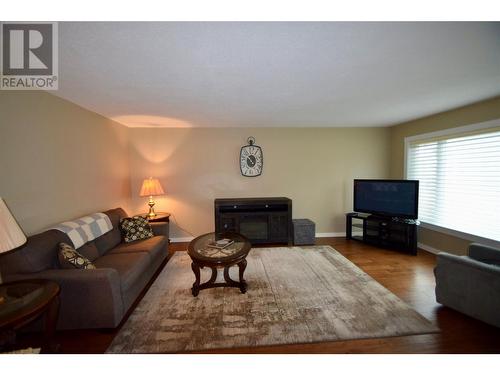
[0,208,169,330]
[434,243,500,328]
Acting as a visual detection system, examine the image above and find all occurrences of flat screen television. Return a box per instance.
[353,179,419,219]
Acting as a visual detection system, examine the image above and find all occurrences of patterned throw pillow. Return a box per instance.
[120,216,154,243]
[58,242,96,270]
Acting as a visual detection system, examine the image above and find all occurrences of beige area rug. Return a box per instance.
[106,246,438,353]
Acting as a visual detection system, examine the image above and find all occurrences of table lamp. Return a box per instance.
[139,177,165,219]
[0,198,27,300]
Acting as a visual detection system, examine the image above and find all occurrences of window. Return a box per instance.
[405,120,500,243]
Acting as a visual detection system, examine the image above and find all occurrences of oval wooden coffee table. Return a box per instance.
[187,232,251,296]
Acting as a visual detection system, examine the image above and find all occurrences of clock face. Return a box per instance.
[240,145,263,177]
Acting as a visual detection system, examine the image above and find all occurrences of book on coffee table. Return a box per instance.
[206,239,234,250]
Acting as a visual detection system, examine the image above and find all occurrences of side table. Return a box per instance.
[137,212,170,223]
[0,280,60,353]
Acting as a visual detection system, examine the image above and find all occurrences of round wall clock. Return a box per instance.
[240,137,263,177]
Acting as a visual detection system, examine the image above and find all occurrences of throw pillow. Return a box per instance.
[58,242,96,270]
[120,216,154,243]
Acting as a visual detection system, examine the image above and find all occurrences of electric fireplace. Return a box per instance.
[214,197,292,245]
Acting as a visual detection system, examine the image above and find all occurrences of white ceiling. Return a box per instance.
[55,22,500,128]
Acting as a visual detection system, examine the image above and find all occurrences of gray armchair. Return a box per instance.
[434,243,500,328]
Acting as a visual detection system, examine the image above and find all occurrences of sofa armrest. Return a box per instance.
[437,252,500,274]
[468,243,500,264]
[150,222,169,238]
[9,268,124,329]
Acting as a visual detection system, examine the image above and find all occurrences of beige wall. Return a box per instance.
[5,89,496,252]
[128,127,391,239]
[0,91,393,242]
[0,91,131,235]
[390,96,500,255]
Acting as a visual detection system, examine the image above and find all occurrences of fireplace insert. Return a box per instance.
[214,197,292,245]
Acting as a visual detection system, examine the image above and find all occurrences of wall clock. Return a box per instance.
[240,137,263,177]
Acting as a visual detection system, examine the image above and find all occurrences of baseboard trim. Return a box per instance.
[170,236,195,243]
[316,232,346,238]
[417,242,442,255]
[170,233,347,243]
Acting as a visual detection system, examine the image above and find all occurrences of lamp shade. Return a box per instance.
[139,178,165,197]
[0,198,27,254]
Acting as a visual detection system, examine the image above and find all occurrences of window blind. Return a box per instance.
[406,129,500,242]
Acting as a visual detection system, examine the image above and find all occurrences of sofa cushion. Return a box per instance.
[93,252,150,291]
[95,208,128,256]
[58,242,96,270]
[77,242,100,262]
[108,235,167,259]
[120,216,154,243]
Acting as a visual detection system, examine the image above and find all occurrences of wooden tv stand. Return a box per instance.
[345,212,419,255]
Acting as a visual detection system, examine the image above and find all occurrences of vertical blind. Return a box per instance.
[406,128,500,242]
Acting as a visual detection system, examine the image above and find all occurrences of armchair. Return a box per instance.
[434,243,500,327]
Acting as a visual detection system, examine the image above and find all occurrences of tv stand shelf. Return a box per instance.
[345,212,419,255]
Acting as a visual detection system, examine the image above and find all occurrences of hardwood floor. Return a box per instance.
[17,238,500,353]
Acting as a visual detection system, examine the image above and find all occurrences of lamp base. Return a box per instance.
[147,196,157,218]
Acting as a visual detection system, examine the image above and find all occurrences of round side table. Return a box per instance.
[136,212,170,223]
[0,280,60,353]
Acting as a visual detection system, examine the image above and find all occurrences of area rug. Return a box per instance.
[106,246,437,353]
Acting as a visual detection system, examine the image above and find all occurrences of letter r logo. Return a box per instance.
[2,23,53,75]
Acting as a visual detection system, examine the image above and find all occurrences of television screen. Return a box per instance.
[353,179,419,219]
